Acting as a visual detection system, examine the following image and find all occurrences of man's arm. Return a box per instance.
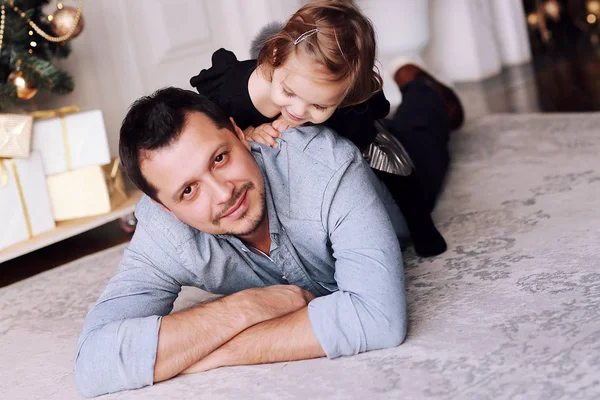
[308,151,408,358]
[74,222,311,397]
[154,286,313,382]
[182,307,324,373]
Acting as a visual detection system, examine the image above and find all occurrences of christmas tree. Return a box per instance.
[0,0,83,109]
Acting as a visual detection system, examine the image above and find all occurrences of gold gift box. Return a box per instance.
[46,158,128,221]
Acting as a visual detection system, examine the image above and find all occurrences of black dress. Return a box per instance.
[190,48,389,151]
[190,48,447,257]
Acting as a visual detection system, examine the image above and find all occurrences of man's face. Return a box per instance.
[141,112,267,237]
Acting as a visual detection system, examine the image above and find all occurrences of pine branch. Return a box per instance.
[18,1,52,9]
[47,41,71,58]
[0,83,18,110]
[0,1,76,108]
[15,51,74,93]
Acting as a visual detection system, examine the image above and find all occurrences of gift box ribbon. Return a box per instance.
[31,105,81,171]
[0,158,33,238]
[108,157,128,200]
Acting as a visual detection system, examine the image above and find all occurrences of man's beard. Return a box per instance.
[214,182,266,237]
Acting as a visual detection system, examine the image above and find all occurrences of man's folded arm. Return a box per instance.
[308,155,408,358]
[182,306,325,373]
[74,224,288,398]
[74,228,183,397]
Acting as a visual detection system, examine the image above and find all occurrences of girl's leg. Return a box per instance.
[385,66,462,212]
[378,63,464,256]
[375,169,447,257]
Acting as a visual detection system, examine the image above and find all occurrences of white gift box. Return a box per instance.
[32,110,111,176]
[0,152,56,251]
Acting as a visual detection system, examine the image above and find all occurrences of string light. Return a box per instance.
[587,0,600,15]
[527,13,539,26]
[588,14,597,23]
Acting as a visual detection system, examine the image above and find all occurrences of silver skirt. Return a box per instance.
[362,120,414,176]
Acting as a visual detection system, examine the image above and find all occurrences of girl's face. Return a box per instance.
[270,49,350,126]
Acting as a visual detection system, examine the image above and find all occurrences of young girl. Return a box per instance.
[190,0,451,256]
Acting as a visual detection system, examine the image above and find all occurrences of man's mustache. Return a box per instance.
[213,182,254,225]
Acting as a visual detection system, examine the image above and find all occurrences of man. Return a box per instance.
[74,87,409,397]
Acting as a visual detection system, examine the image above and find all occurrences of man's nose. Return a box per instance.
[207,177,234,204]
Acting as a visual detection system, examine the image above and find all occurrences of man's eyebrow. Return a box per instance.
[170,142,229,202]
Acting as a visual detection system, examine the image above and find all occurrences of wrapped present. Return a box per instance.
[0,152,56,251]
[46,158,128,221]
[0,113,33,158]
[31,106,111,176]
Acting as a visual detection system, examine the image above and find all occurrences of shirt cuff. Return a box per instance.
[307,292,365,358]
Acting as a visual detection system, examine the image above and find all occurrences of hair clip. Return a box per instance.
[293,28,319,45]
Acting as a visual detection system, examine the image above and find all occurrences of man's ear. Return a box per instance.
[230,117,251,151]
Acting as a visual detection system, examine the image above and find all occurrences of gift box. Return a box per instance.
[0,152,56,251]
[46,158,128,221]
[31,108,111,176]
[0,113,33,158]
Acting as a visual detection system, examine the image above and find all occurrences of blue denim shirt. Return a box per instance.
[74,125,409,397]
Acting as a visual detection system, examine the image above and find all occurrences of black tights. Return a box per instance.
[376,78,452,257]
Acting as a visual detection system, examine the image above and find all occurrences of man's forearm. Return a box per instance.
[154,292,251,382]
[183,307,325,373]
[154,285,312,382]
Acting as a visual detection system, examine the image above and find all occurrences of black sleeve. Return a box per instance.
[190,48,238,98]
[189,49,272,130]
[324,91,391,150]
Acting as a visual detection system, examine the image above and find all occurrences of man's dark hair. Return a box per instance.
[119,87,234,202]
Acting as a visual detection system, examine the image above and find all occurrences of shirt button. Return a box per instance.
[282,275,287,280]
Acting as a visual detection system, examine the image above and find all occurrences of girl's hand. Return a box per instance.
[272,117,292,133]
[244,123,281,148]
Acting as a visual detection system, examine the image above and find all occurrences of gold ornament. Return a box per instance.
[7,71,38,100]
[50,5,85,39]
[7,0,84,43]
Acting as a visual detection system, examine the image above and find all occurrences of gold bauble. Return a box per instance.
[7,71,38,100]
[50,6,84,39]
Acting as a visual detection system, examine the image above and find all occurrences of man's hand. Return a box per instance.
[241,284,315,325]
